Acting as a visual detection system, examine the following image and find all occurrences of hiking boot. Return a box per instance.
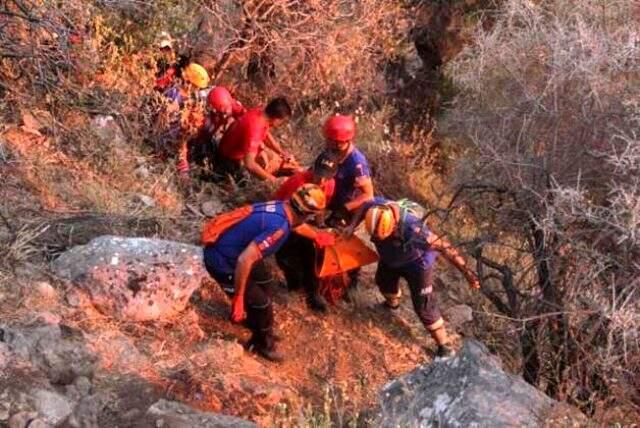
[306,293,328,313]
[383,299,400,310]
[382,291,401,309]
[253,345,284,363]
[434,344,456,361]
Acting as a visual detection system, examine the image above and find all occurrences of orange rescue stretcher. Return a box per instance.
[314,234,379,304]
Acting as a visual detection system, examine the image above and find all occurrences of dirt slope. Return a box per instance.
[1,244,465,426]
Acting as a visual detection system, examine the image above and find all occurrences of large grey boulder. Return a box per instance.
[146,399,257,428]
[53,236,205,321]
[380,340,586,427]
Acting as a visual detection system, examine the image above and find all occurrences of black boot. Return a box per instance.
[246,333,284,363]
[306,292,327,313]
[434,344,455,361]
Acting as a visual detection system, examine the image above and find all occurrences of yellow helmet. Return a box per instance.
[290,184,327,215]
[365,205,396,240]
[182,63,210,89]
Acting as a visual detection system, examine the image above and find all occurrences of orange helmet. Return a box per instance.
[207,86,233,114]
[290,183,327,215]
[365,205,397,240]
[182,63,210,89]
[323,115,356,142]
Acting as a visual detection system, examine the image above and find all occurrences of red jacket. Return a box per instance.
[218,108,269,161]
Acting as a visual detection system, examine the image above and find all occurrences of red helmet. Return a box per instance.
[207,86,233,114]
[323,115,356,142]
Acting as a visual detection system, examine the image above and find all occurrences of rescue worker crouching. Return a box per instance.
[202,184,327,362]
[273,151,339,313]
[178,86,246,179]
[361,199,481,359]
[215,97,293,184]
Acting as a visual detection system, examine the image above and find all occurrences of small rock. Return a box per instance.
[73,377,92,397]
[9,411,39,428]
[0,390,12,421]
[90,115,125,147]
[122,408,142,420]
[134,165,150,179]
[35,282,57,301]
[31,389,73,425]
[147,399,256,427]
[33,312,60,325]
[134,194,156,208]
[0,342,10,370]
[67,394,104,428]
[65,385,81,402]
[65,291,80,307]
[0,406,10,422]
[26,419,52,428]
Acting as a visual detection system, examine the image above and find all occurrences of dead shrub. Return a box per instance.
[444,0,640,417]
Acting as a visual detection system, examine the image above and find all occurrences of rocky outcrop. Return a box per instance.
[380,340,587,427]
[52,236,205,321]
[0,322,101,428]
[146,399,257,428]
[0,322,257,427]
[0,323,96,385]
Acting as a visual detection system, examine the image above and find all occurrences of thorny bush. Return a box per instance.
[445,0,640,417]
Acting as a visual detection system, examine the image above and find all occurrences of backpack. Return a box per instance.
[201,205,253,245]
[396,198,429,223]
[388,199,430,252]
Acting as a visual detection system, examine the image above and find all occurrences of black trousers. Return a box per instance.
[204,257,275,349]
[211,152,248,185]
[275,233,320,298]
[375,261,443,330]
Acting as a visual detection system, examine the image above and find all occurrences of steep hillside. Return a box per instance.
[1,0,637,426]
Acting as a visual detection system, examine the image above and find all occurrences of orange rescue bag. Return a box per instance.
[201,205,253,245]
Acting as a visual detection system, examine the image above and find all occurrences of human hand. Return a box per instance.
[230,295,246,323]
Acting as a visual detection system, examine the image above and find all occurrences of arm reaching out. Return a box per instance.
[294,223,336,247]
[264,131,287,157]
[244,151,277,182]
[231,242,263,322]
[342,203,369,236]
[344,177,374,212]
[427,232,480,289]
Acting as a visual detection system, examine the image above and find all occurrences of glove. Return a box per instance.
[314,231,336,248]
[177,159,190,174]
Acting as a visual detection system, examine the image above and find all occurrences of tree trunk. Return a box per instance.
[530,222,568,398]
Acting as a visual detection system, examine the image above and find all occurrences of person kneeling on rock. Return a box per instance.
[360,198,481,359]
[202,184,327,362]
